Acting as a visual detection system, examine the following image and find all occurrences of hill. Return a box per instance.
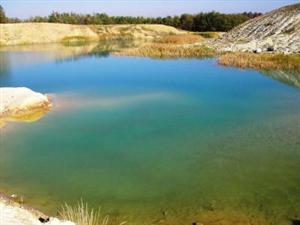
[217,3,300,54]
[0,23,185,46]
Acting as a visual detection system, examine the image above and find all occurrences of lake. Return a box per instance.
[0,43,300,225]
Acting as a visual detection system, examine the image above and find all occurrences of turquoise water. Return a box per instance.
[0,45,300,224]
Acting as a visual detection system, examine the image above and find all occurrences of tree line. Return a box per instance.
[0,5,262,32]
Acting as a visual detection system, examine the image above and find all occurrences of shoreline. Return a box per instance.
[0,192,75,225]
[0,21,299,72]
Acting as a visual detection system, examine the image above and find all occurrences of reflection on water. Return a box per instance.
[263,70,300,88]
[0,43,300,225]
[0,52,10,77]
[0,40,143,70]
[0,106,51,129]
[1,41,299,89]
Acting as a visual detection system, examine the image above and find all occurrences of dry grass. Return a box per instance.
[59,201,109,225]
[156,34,203,44]
[115,43,216,58]
[218,53,300,71]
[113,32,217,58]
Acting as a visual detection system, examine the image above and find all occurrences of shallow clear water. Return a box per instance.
[0,44,300,224]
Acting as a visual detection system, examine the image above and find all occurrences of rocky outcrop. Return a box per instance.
[216,3,300,54]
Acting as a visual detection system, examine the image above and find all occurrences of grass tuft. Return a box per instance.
[59,200,109,225]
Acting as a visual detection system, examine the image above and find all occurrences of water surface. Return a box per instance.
[0,43,300,225]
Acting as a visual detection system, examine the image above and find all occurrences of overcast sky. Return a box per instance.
[1,0,299,19]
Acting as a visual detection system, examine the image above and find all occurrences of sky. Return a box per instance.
[1,0,299,19]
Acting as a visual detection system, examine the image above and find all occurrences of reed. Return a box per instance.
[218,53,300,71]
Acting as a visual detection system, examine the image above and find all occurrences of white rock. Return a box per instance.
[0,200,76,225]
[0,87,50,117]
[256,48,262,53]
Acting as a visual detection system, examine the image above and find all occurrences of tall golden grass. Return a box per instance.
[156,34,203,44]
[115,43,216,58]
[218,53,300,71]
[59,201,109,225]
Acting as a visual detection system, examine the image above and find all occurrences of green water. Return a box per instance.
[0,44,300,224]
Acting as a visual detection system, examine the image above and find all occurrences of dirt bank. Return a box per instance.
[0,23,185,46]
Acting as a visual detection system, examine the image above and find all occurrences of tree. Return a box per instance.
[0,5,7,23]
[6,8,260,32]
[180,14,194,30]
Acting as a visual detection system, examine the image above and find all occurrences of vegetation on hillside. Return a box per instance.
[0,4,261,32]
